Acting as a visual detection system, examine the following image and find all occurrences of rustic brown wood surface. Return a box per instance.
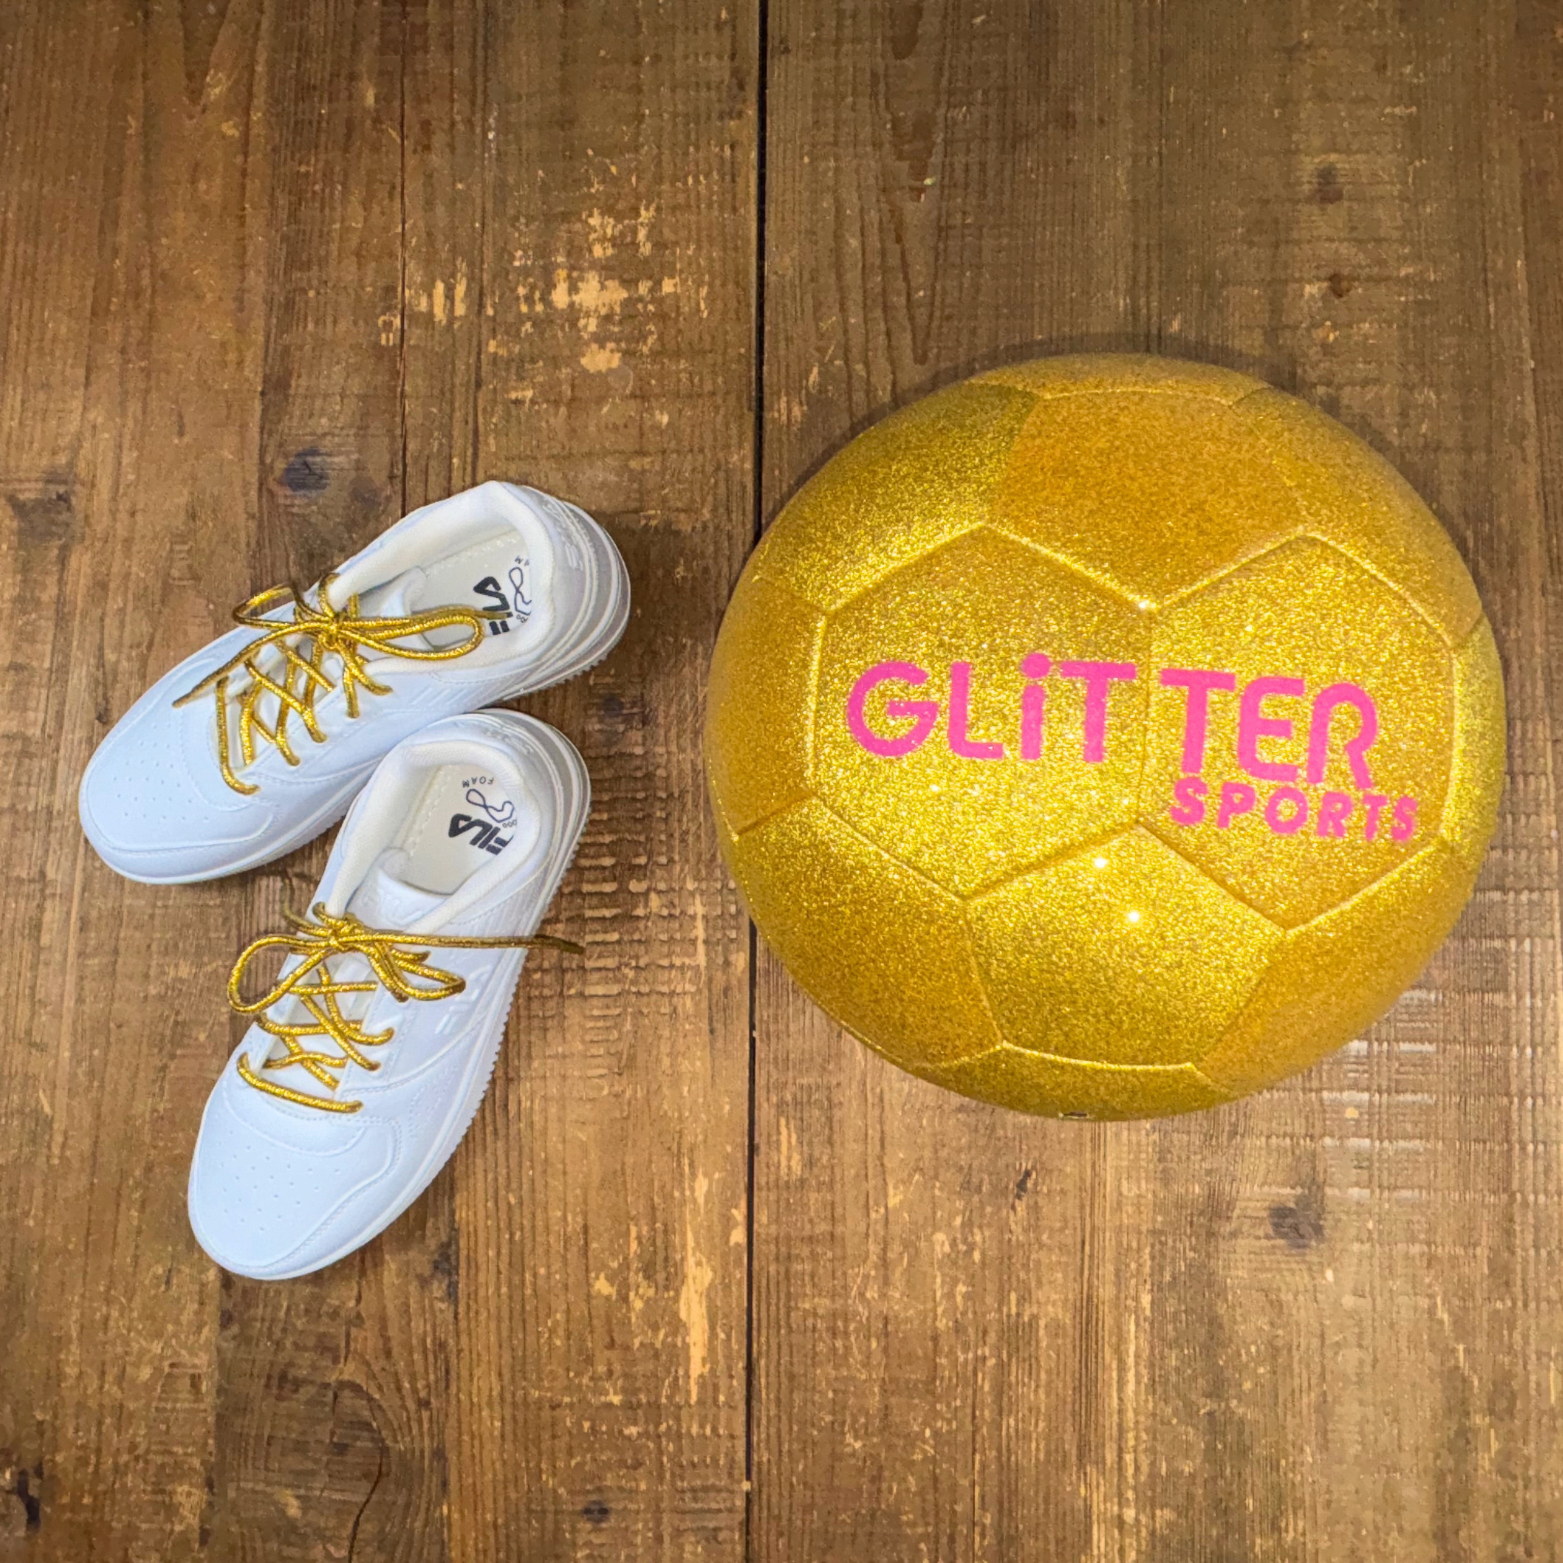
[0,1,1557,1559]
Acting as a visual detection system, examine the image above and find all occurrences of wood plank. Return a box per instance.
[753,2,1563,1559]
[198,5,453,1562]
[430,4,759,1557]
[0,1,266,1555]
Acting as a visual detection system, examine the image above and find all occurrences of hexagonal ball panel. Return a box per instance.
[1198,840,1477,1098]
[815,527,1150,898]
[1141,535,1455,927]
[965,827,1281,1069]
[1237,387,1482,645]
[744,378,1038,613]
[705,572,825,835]
[723,797,1002,1072]
[989,387,1306,607]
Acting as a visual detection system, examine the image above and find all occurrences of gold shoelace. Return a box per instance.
[229,903,582,1114]
[175,572,498,794]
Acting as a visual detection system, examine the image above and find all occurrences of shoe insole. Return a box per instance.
[414,529,535,648]
[394,761,540,895]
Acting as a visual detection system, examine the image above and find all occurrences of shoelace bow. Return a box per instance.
[229,903,583,1113]
[175,572,499,794]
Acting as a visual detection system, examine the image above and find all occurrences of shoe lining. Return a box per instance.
[415,530,535,648]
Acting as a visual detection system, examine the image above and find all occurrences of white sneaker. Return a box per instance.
[187,710,588,1279]
[79,481,628,883]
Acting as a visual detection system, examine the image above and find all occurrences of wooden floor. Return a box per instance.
[1,1,1560,1558]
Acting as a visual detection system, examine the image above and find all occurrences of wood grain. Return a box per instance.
[434,3,757,1559]
[0,2,261,1556]
[754,2,1563,1561]
[207,6,440,1562]
[0,0,1559,1559]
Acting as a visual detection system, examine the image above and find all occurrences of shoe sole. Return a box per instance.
[189,712,593,1280]
[96,497,628,887]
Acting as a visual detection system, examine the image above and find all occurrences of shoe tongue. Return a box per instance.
[346,849,446,930]
[346,565,492,656]
[348,568,439,653]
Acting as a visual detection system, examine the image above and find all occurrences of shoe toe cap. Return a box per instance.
[187,1080,399,1280]
[79,700,277,881]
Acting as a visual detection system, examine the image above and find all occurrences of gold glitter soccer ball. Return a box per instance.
[705,355,1506,1118]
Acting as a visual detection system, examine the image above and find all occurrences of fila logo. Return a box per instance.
[473,576,512,634]
[448,815,512,855]
[473,558,532,635]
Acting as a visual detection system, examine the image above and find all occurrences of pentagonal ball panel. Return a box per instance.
[1198,841,1477,1097]
[1441,619,1506,872]
[965,828,1281,1069]
[978,352,1267,405]
[989,388,1305,606]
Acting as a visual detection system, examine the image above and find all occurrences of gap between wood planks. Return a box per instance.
[745,0,771,1553]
